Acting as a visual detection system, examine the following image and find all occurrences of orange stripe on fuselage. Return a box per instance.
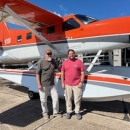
[55,73,130,86]
[0,69,130,86]
[85,75,130,86]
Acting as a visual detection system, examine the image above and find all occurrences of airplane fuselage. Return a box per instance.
[0,14,130,64]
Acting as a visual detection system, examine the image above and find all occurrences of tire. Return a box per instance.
[28,91,39,100]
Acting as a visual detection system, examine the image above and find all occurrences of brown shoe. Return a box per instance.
[53,113,63,118]
[43,114,49,119]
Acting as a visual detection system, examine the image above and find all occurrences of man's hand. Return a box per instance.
[62,83,65,89]
[38,84,43,90]
[78,82,83,88]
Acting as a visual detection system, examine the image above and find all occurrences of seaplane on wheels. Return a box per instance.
[0,0,130,101]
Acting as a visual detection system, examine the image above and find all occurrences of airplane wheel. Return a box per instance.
[28,91,39,100]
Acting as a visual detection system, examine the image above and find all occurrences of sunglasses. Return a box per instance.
[47,52,52,55]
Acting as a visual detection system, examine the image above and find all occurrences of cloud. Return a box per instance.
[58,4,68,16]
[47,9,61,17]
[120,13,125,16]
[64,13,68,16]
[53,11,61,17]
[59,5,67,12]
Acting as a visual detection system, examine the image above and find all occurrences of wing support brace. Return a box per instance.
[87,50,102,72]
[3,5,60,54]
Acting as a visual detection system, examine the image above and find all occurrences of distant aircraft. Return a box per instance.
[0,0,130,69]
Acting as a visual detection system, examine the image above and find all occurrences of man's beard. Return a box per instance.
[48,57,52,61]
[69,57,75,61]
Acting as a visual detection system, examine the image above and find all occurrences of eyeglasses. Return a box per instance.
[47,52,52,55]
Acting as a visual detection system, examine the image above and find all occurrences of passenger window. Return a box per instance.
[26,32,32,40]
[62,18,80,31]
[17,35,22,42]
[47,26,55,34]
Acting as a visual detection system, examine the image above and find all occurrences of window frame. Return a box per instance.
[62,18,80,31]
[47,26,55,34]
[26,32,32,40]
[17,35,22,42]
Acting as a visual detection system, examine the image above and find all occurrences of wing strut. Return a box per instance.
[3,5,60,53]
[87,50,102,72]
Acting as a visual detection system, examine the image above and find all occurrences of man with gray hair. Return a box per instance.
[36,49,59,119]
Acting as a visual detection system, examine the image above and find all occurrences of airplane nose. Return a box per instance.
[97,16,130,35]
[124,16,130,33]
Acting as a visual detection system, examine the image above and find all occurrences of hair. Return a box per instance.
[67,49,75,54]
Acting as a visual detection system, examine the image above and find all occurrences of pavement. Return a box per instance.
[0,77,130,130]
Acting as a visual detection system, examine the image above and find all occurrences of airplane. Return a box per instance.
[1,0,130,101]
[0,0,130,68]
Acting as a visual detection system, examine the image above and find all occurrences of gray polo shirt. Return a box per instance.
[36,58,57,86]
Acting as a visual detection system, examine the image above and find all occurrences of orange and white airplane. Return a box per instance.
[1,0,130,101]
[0,0,130,67]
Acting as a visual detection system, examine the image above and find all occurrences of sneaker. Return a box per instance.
[76,113,82,120]
[66,113,71,119]
[43,114,49,119]
[53,113,62,118]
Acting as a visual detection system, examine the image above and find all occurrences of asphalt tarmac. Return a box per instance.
[0,77,130,130]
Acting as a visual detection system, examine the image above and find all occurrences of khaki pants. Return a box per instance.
[65,85,82,113]
[39,85,59,115]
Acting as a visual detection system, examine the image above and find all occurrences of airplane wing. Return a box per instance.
[0,0,63,53]
[0,0,63,27]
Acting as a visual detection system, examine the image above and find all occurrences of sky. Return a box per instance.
[8,0,130,28]
[27,0,130,19]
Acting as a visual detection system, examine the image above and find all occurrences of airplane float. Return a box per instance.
[0,0,130,101]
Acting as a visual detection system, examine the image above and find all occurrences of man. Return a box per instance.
[61,49,85,120]
[36,49,59,119]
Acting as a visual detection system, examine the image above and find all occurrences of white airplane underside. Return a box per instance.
[0,67,130,101]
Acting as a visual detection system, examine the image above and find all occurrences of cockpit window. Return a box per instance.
[75,14,98,25]
[62,18,80,31]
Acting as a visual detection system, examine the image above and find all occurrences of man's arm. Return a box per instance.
[78,71,85,88]
[36,74,43,90]
[36,59,43,90]
[80,71,85,83]
[61,71,65,89]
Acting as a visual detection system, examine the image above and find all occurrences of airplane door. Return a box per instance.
[79,23,100,53]
[60,17,85,52]
[64,28,84,52]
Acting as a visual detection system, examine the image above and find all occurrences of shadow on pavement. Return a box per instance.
[0,98,65,127]
[0,100,42,127]
[0,97,130,127]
